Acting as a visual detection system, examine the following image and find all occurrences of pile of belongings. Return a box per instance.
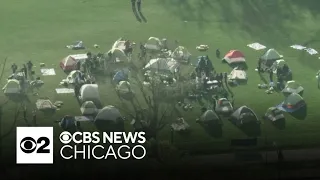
[215,98,234,115]
[171,46,191,62]
[54,101,64,109]
[171,117,190,132]
[36,98,57,112]
[60,70,83,85]
[30,79,44,91]
[264,107,285,122]
[58,115,79,131]
[116,81,134,100]
[177,101,193,111]
[144,37,164,51]
[66,41,85,50]
[196,44,209,51]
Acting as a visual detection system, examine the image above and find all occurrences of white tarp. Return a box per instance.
[144,58,179,73]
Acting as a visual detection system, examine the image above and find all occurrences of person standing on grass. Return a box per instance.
[137,0,142,12]
[317,70,320,89]
[216,49,220,59]
[11,63,18,74]
[27,60,33,72]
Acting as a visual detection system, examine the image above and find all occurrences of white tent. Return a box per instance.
[116,81,132,94]
[260,49,283,61]
[80,101,98,115]
[171,46,191,61]
[64,70,81,84]
[108,48,129,63]
[95,105,122,122]
[145,37,162,51]
[144,58,179,73]
[215,98,234,114]
[272,59,287,73]
[264,107,285,122]
[228,68,247,81]
[2,79,21,94]
[112,38,126,51]
[231,106,259,125]
[200,110,221,123]
[260,49,283,71]
[79,84,100,102]
[282,81,304,95]
[60,54,87,71]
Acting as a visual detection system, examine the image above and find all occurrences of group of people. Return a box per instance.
[11,61,33,79]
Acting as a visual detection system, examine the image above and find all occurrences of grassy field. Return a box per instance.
[1,0,320,156]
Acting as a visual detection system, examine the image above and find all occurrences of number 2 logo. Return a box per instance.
[20,137,50,154]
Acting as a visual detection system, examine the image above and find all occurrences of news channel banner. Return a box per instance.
[16,127,147,164]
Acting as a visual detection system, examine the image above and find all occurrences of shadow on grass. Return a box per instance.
[272,118,286,130]
[199,121,223,138]
[240,123,261,137]
[289,105,307,120]
[157,0,320,47]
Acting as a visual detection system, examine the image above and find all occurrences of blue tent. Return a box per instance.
[113,70,128,84]
[276,93,306,113]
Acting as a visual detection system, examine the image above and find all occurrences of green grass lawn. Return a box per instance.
[1,0,320,156]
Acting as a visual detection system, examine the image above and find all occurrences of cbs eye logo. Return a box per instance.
[20,137,50,154]
[59,131,72,144]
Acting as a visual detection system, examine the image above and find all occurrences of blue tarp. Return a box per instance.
[276,102,305,113]
[113,70,128,84]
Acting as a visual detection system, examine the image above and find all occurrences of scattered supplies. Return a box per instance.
[290,45,306,50]
[305,48,318,55]
[40,68,56,76]
[55,88,74,94]
[247,42,266,50]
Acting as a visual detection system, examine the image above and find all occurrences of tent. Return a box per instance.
[215,98,234,114]
[228,68,248,81]
[112,38,126,51]
[80,101,98,115]
[145,37,162,51]
[171,46,191,61]
[199,110,221,123]
[94,106,124,132]
[264,107,285,122]
[276,93,306,113]
[223,50,246,64]
[282,81,304,96]
[79,84,101,104]
[230,106,259,126]
[36,99,56,111]
[116,81,132,94]
[60,54,87,71]
[65,70,81,84]
[2,79,21,94]
[95,106,122,122]
[144,58,179,73]
[259,49,283,71]
[108,48,129,63]
[272,59,287,73]
[112,70,129,84]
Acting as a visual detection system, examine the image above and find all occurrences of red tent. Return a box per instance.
[60,54,87,71]
[223,50,245,64]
